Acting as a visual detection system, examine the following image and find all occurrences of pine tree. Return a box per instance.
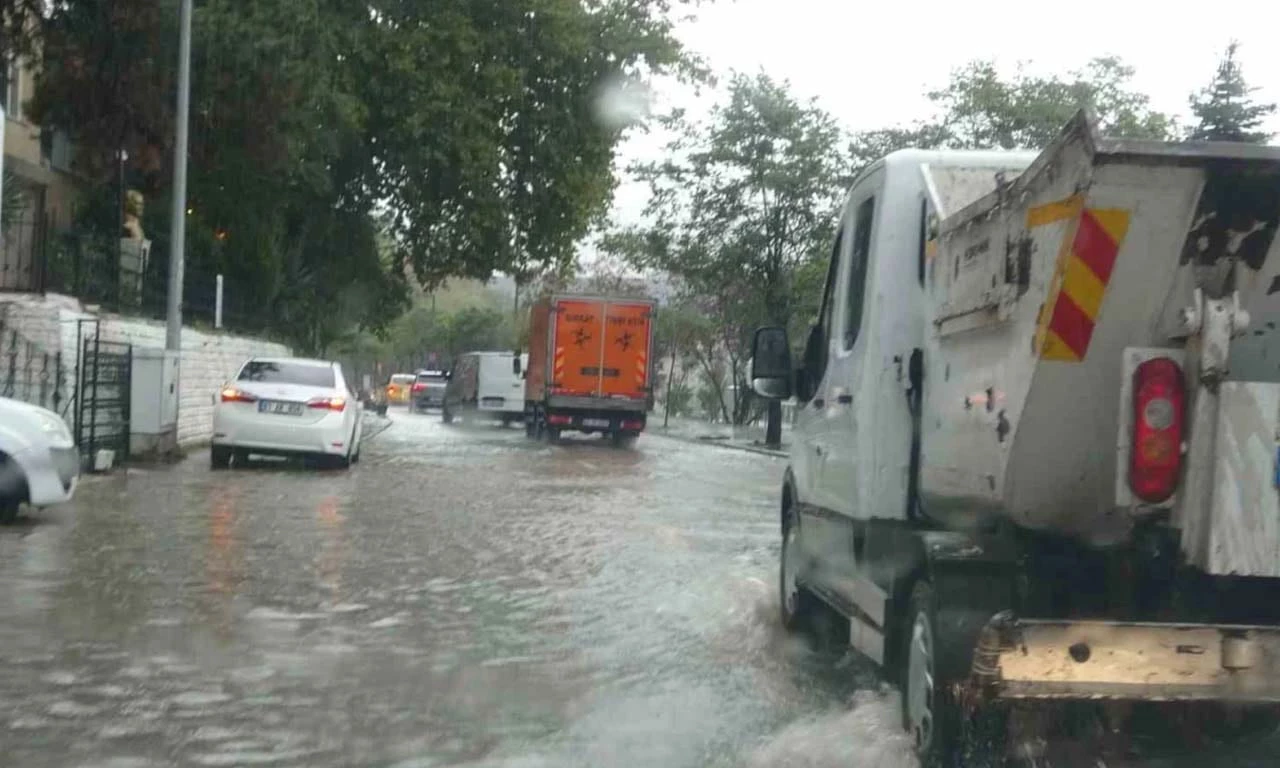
[1188,41,1276,143]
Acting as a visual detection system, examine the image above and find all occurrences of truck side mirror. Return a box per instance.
[750,326,792,400]
[512,354,522,376]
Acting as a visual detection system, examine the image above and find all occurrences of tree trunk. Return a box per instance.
[765,399,782,448]
[663,345,676,428]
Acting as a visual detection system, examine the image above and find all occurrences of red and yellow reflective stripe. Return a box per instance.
[1027,198,1130,362]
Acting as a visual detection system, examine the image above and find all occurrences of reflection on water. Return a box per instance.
[204,483,244,639]
[1,414,1277,767]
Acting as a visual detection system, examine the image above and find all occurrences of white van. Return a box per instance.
[442,351,527,426]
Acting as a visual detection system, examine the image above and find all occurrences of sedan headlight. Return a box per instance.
[36,411,73,442]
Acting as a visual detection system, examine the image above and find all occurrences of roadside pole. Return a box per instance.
[165,0,193,351]
[0,104,6,229]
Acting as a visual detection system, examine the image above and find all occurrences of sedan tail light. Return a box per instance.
[1129,357,1185,503]
[220,387,257,403]
[411,382,426,393]
[307,396,347,412]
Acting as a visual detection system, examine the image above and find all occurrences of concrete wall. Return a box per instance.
[0,292,291,447]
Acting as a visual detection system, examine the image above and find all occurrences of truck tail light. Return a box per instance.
[308,396,347,412]
[547,414,572,426]
[621,419,644,431]
[220,387,257,403]
[1129,357,1185,503]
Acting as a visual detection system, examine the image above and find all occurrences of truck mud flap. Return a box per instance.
[970,613,1280,702]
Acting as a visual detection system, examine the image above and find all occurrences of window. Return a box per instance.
[238,361,335,387]
[4,57,21,121]
[843,196,876,350]
[804,228,844,387]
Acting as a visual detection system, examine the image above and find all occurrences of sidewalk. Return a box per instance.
[649,417,791,459]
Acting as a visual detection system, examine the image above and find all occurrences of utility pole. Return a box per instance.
[165,0,193,351]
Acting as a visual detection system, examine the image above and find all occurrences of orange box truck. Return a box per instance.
[524,294,656,444]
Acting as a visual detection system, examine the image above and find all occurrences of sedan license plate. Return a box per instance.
[583,418,610,428]
[259,399,304,416]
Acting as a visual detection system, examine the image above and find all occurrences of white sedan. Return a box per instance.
[0,396,79,523]
[211,357,363,469]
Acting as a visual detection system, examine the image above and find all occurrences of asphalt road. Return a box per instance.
[3,409,1279,767]
[0,410,913,768]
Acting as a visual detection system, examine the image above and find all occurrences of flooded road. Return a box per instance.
[4,410,1280,767]
[0,410,912,768]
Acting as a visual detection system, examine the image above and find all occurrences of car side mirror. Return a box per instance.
[750,326,792,400]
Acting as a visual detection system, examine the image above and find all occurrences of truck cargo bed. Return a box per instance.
[921,110,1280,553]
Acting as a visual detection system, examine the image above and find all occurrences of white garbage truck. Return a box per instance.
[748,110,1280,764]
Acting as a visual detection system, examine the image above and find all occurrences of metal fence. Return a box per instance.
[40,231,254,332]
[0,319,68,417]
[76,331,132,465]
[0,209,51,292]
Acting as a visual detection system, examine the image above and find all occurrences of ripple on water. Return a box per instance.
[171,690,233,707]
[743,690,918,768]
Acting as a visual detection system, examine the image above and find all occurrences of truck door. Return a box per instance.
[794,212,854,597]
[600,301,653,400]
[824,190,878,516]
[551,298,606,397]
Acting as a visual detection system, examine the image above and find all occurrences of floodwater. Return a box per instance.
[1,410,1277,766]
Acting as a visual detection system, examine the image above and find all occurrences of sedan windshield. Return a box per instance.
[239,361,335,387]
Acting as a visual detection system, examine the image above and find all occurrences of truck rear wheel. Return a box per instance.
[904,581,962,767]
[779,510,815,630]
[902,580,1015,767]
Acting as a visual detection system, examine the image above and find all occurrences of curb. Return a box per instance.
[650,430,789,459]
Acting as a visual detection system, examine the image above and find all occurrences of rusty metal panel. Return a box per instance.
[983,617,1280,701]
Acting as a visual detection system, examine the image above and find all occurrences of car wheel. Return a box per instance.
[211,446,233,470]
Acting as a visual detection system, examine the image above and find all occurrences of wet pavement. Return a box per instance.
[0,410,911,768]
[4,409,1280,767]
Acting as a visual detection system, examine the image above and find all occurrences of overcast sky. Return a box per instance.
[606,0,1280,226]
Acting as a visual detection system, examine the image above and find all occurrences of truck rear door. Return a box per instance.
[551,298,606,397]
[600,301,653,401]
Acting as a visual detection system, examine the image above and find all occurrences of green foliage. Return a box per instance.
[928,57,1176,149]
[332,281,516,380]
[846,56,1178,178]
[1188,42,1276,143]
[662,380,692,417]
[27,0,696,353]
[617,73,849,423]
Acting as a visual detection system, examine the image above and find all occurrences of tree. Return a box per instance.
[929,57,1176,149]
[1188,41,1276,143]
[619,73,849,442]
[847,56,1178,176]
[28,0,699,351]
[652,298,713,427]
[357,0,701,288]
